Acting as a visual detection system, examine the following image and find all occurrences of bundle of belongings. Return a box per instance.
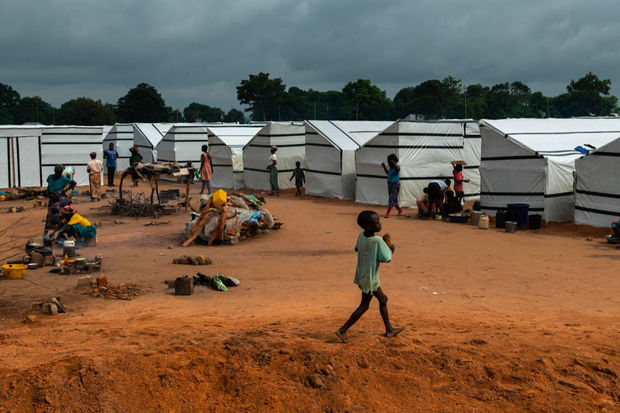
[184,190,282,246]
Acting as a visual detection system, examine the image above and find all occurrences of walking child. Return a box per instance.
[289,161,305,196]
[336,210,404,343]
[382,154,403,217]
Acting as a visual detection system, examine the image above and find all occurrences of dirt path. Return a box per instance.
[0,183,618,412]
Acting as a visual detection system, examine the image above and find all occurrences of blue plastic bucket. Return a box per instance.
[507,204,529,229]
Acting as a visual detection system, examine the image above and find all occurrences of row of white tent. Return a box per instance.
[1,119,619,227]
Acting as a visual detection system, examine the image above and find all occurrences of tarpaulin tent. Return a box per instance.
[42,126,104,187]
[208,124,263,189]
[479,118,620,222]
[133,123,172,164]
[155,124,210,166]
[355,120,479,207]
[243,122,304,191]
[304,120,392,199]
[575,135,620,227]
[102,123,134,170]
[0,126,43,188]
[1,125,104,187]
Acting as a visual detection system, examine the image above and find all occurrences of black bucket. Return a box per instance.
[528,214,542,230]
[495,209,507,229]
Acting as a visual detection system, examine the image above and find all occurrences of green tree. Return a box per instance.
[236,72,286,121]
[553,72,617,116]
[13,96,56,124]
[60,97,115,125]
[183,102,224,122]
[464,84,489,119]
[223,108,245,123]
[117,83,168,122]
[394,80,445,119]
[342,79,394,120]
[0,83,21,123]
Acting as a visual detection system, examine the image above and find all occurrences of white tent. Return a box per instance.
[355,120,479,207]
[243,122,304,190]
[102,123,134,170]
[42,126,104,187]
[208,124,263,189]
[575,136,620,227]
[155,124,210,166]
[304,120,392,199]
[479,118,620,222]
[133,123,172,163]
[0,126,43,188]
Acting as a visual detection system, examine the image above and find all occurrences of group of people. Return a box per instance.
[380,154,469,219]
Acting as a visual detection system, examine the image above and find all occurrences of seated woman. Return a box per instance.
[51,206,97,245]
[44,164,76,236]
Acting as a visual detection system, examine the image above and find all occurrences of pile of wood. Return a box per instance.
[109,192,167,217]
[0,187,47,201]
[183,192,283,247]
[87,283,144,300]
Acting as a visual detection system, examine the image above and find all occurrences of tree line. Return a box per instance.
[1,72,617,125]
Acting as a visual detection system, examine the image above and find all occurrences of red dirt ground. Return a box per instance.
[0,182,618,412]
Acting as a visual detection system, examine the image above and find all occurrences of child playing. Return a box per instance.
[381,154,403,217]
[289,161,305,196]
[336,210,404,343]
[452,164,469,204]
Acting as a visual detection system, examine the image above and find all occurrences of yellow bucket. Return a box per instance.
[212,189,227,206]
[2,264,27,279]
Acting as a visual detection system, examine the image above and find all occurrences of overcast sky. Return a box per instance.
[1,0,619,111]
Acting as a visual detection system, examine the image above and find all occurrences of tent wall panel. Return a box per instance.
[133,123,171,164]
[355,120,477,207]
[208,125,262,190]
[156,125,209,165]
[243,122,305,191]
[0,138,8,188]
[41,127,103,187]
[103,124,134,170]
[305,120,391,200]
[575,138,620,227]
[480,118,620,223]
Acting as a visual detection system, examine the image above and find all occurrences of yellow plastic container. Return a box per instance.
[2,264,27,279]
[212,189,227,206]
[478,214,489,230]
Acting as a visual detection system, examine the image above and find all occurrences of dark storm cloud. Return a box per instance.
[1,0,619,110]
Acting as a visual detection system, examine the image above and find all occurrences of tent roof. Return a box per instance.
[481,118,620,158]
[306,120,392,151]
[134,123,172,147]
[208,125,263,148]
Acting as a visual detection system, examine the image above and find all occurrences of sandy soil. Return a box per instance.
[0,182,618,412]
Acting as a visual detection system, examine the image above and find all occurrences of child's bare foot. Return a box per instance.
[385,327,405,338]
[335,329,348,343]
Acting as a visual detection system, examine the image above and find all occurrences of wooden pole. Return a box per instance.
[184,168,192,212]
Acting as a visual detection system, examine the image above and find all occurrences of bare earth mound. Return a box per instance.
[0,184,618,412]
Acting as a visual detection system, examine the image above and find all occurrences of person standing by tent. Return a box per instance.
[289,161,305,196]
[103,142,118,187]
[452,163,469,204]
[267,146,279,196]
[199,144,213,195]
[129,146,143,187]
[44,164,76,235]
[87,152,103,202]
[381,154,403,217]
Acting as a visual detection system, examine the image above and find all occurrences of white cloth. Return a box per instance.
[269,153,277,166]
[432,179,448,191]
[87,159,103,174]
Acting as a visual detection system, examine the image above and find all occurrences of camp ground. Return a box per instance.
[574,133,620,227]
[304,120,392,199]
[1,125,103,187]
[479,118,620,222]
[155,124,210,166]
[207,124,263,190]
[102,123,134,170]
[133,123,173,164]
[355,120,479,207]
[242,122,305,191]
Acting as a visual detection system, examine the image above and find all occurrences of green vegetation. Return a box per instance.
[0,72,617,125]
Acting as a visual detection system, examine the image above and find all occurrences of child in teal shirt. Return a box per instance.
[336,210,404,343]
